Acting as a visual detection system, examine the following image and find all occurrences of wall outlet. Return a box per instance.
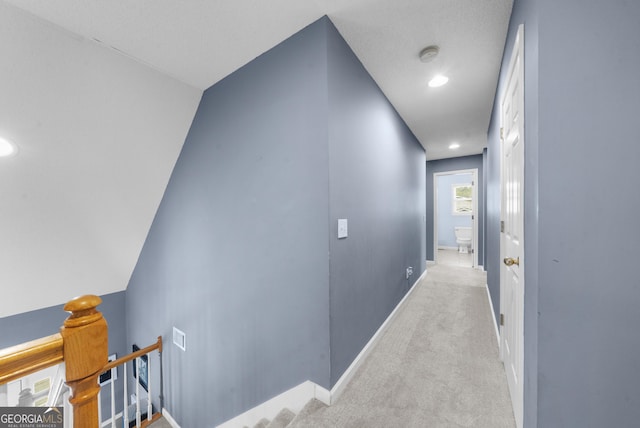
[406,267,413,279]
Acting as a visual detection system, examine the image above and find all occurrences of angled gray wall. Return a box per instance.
[426,155,484,266]
[326,20,426,386]
[126,16,426,426]
[126,19,331,427]
[0,292,128,416]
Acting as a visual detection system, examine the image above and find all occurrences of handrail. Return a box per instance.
[102,337,162,372]
[0,295,163,428]
[0,333,64,384]
[100,336,163,428]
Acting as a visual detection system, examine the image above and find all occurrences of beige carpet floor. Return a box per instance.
[289,264,516,428]
[151,264,516,428]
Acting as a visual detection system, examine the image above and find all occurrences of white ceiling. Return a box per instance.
[4,0,513,159]
[0,0,512,317]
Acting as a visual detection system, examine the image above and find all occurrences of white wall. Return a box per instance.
[0,3,202,316]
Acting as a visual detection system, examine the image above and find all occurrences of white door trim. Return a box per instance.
[433,168,478,268]
[499,24,525,428]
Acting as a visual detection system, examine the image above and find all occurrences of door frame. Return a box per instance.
[499,24,525,428]
[433,168,478,268]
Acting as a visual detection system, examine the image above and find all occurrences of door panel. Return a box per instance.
[500,25,524,428]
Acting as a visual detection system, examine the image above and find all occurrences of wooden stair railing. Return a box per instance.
[0,294,162,428]
[62,295,109,427]
[103,337,163,428]
[0,334,64,385]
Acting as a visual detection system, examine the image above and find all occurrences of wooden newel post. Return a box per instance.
[60,295,108,428]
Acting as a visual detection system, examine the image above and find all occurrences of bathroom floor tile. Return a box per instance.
[437,249,473,268]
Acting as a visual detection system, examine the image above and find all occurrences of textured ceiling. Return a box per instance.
[0,0,512,317]
[4,0,513,160]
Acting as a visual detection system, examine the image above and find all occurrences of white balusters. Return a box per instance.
[63,389,72,428]
[123,362,128,427]
[109,367,116,428]
[146,355,152,422]
[97,389,101,425]
[95,339,162,428]
[135,356,141,428]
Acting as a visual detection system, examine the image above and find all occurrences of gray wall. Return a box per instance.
[488,0,640,425]
[426,155,484,265]
[126,18,331,427]
[326,20,426,386]
[487,0,539,424]
[126,16,426,427]
[0,292,127,416]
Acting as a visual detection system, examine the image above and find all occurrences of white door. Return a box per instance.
[500,24,525,428]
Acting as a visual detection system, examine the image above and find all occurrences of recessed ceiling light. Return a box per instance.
[449,143,460,150]
[0,137,17,157]
[428,75,449,88]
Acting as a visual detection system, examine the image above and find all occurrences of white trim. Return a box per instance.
[329,268,427,403]
[214,268,428,427]
[437,245,458,251]
[162,408,181,428]
[476,265,484,272]
[485,284,500,346]
[433,169,479,268]
[426,260,436,266]
[313,383,331,406]
[499,24,525,428]
[216,381,329,428]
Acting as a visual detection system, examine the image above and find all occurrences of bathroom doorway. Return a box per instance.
[433,169,478,268]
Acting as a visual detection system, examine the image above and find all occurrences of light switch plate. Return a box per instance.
[338,219,348,239]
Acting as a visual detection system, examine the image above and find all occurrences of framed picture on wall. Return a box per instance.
[99,354,117,386]
[132,345,148,392]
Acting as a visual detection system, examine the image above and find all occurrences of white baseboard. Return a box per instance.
[162,408,181,428]
[426,260,436,266]
[437,246,458,251]
[476,265,484,272]
[216,381,329,428]
[485,284,500,345]
[215,268,427,427]
[329,267,426,403]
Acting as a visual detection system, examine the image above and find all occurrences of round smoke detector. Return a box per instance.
[419,45,440,63]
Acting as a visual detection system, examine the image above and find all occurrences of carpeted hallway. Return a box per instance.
[151,264,515,428]
[288,263,516,428]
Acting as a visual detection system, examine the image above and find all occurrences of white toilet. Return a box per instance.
[454,227,472,253]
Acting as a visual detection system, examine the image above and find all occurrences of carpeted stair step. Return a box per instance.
[265,408,295,428]
[286,398,328,427]
[253,418,270,428]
